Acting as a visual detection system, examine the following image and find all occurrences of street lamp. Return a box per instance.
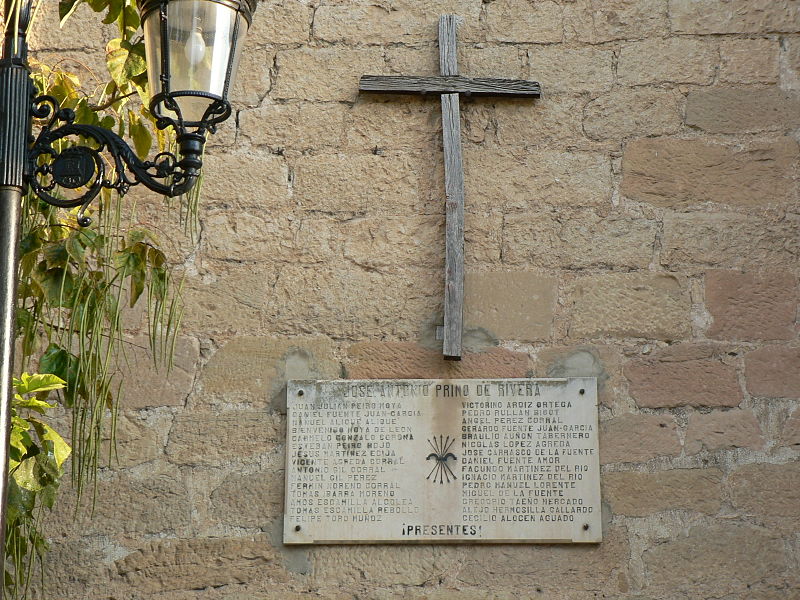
[0,0,256,570]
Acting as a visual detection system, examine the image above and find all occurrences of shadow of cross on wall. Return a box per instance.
[359,14,541,361]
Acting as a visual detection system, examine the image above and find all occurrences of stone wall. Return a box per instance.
[29,0,800,598]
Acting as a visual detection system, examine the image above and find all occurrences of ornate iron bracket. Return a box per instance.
[24,93,222,227]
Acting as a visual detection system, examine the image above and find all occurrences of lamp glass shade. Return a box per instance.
[143,0,248,124]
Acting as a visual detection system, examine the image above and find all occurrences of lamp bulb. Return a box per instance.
[184,27,206,67]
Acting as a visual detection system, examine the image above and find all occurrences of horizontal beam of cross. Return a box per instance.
[359,75,541,98]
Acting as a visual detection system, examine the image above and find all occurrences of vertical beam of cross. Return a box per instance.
[438,15,465,360]
[359,16,540,360]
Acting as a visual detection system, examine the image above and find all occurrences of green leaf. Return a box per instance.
[119,3,140,41]
[13,456,43,492]
[39,344,79,407]
[129,114,152,160]
[106,38,147,90]
[101,0,123,24]
[43,241,69,268]
[35,266,75,307]
[13,373,66,396]
[66,234,86,264]
[75,98,101,127]
[58,0,83,27]
[30,420,72,469]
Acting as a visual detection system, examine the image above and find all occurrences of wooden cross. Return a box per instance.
[359,15,540,361]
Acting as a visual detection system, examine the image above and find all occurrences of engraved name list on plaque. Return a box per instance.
[284,378,601,545]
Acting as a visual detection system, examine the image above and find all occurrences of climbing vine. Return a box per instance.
[4,1,198,596]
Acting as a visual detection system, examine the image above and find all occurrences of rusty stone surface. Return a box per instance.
[567,273,691,341]
[705,270,798,341]
[603,469,723,516]
[621,137,799,209]
[600,413,681,464]
[670,0,800,34]
[624,344,743,408]
[728,462,800,526]
[745,346,800,398]
[642,523,790,597]
[464,271,556,341]
[685,409,765,455]
[686,87,800,134]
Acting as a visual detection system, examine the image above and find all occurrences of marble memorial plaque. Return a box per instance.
[284,378,601,544]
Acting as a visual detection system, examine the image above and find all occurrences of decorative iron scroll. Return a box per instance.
[25,93,221,226]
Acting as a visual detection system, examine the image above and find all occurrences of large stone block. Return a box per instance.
[720,38,781,84]
[670,0,800,34]
[686,87,800,134]
[346,342,531,379]
[465,211,504,265]
[745,346,800,398]
[240,103,349,150]
[342,215,443,272]
[166,411,282,466]
[502,209,657,269]
[462,45,528,79]
[102,410,174,468]
[201,151,290,210]
[202,210,287,263]
[567,273,691,341]
[492,95,591,149]
[49,469,191,537]
[229,48,275,107]
[200,336,338,407]
[484,0,564,43]
[210,461,284,528]
[181,263,278,336]
[684,409,765,455]
[622,137,799,209]
[311,545,448,589]
[32,538,118,599]
[247,0,312,45]
[527,46,614,94]
[642,523,789,597]
[312,2,482,45]
[624,344,742,408]
[618,37,717,85]
[603,469,723,516]
[120,336,200,409]
[583,88,683,141]
[563,0,669,43]
[114,536,288,594]
[705,270,797,341]
[267,265,440,340]
[661,212,800,270]
[600,413,681,464]
[729,462,800,525]
[464,271,556,342]
[273,47,385,102]
[450,527,630,593]
[345,98,438,152]
[465,147,612,210]
[292,152,427,215]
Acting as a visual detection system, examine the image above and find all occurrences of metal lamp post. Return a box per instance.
[0,0,256,575]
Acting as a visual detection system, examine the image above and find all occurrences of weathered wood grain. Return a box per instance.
[439,15,459,77]
[441,92,465,360]
[359,75,541,97]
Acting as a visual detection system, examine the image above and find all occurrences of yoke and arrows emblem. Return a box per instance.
[426,435,458,484]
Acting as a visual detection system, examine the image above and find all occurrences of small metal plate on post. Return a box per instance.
[284,378,601,544]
